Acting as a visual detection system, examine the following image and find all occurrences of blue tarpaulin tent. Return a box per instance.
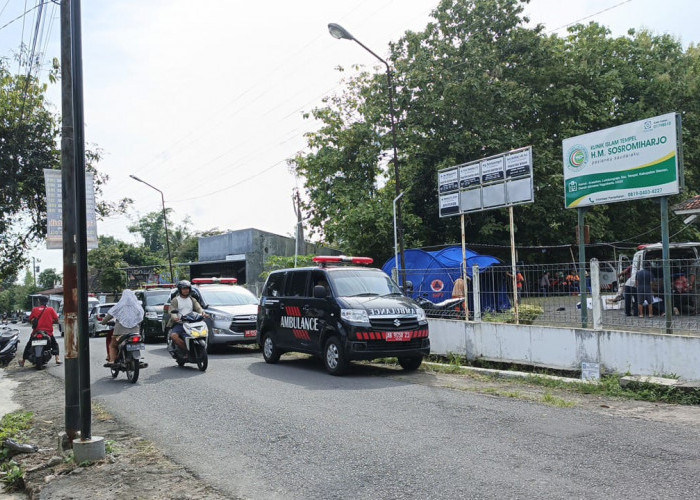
[382,247,511,312]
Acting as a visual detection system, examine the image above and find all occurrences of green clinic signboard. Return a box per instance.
[563,112,681,208]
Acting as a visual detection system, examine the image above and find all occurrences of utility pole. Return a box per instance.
[67,0,105,461]
[60,0,80,441]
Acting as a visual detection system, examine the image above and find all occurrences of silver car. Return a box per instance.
[88,303,116,337]
[162,282,259,352]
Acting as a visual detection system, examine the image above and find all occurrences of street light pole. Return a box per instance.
[129,175,175,283]
[328,23,406,288]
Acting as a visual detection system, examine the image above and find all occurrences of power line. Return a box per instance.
[546,0,634,34]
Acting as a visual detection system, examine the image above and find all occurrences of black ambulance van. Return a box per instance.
[256,256,430,375]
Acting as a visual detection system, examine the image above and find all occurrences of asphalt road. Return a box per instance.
[14,325,700,499]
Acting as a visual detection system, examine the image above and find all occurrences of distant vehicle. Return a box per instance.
[162,278,259,353]
[58,297,100,336]
[134,286,173,342]
[621,242,700,283]
[88,303,117,337]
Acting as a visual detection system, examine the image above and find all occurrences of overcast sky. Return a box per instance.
[1,0,698,276]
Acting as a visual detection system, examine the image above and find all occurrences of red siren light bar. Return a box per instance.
[313,256,374,266]
[191,277,238,285]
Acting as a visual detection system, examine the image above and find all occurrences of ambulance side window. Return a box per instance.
[264,272,285,298]
[311,271,331,296]
[285,271,309,297]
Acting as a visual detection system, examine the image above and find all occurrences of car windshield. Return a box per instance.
[99,305,113,314]
[145,291,171,306]
[328,269,401,297]
[201,288,257,306]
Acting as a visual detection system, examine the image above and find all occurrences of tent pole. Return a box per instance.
[461,214,470,320]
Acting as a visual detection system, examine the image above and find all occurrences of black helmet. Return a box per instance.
[176,280,192,294]
[37,295,49,305]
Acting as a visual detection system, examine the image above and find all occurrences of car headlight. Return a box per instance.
[210,312,233,322]
[415,307,427,322]
[340,309,369,324]
[145,311,158,319]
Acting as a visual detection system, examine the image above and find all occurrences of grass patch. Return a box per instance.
[541,392,576,408]
[0,411,33,491]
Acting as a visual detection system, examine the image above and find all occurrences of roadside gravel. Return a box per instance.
[1,364,233,500]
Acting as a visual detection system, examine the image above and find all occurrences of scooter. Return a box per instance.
[26,330,53,369]
[108,331,148,384]
[415,296,466,319]
[167,313,208,372]
[0,327,20,367]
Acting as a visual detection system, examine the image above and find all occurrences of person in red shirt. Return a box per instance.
[19,295,61,366]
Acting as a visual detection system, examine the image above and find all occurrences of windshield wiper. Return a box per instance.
[349,292,380,297]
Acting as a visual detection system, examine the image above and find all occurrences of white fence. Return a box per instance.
[428,318,700,381]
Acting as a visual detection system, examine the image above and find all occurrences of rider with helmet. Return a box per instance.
[167,280,208,351]
[20,295,60,366]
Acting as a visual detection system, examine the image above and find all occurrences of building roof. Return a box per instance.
[673,194,700,214]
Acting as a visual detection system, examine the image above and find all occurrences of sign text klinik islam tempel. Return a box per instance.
[562,112,681,209]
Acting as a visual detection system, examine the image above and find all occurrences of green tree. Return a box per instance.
[260,255,316,281]
[87,237,127,294]
[37,268,61,290]
[291,0,700,263]
[0,60,58,281]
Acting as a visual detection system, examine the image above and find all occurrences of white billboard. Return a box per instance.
[562,112,681,208]
[437,146,534,217]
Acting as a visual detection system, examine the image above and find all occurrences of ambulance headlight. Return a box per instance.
[415,308,427,322]
[340,309,369,324]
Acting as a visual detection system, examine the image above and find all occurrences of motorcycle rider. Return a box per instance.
[167,280,208,351]
[19,295,60,366]
[101,289,144,367]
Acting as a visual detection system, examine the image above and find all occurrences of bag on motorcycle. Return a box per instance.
[30,307,47,330]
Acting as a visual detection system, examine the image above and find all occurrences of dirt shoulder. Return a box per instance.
[2,365,233,500]
[390,364,700,428]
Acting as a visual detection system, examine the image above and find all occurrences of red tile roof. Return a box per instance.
[673,195,700,213]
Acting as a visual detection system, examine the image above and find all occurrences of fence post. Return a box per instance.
[472,265,481,322]
[591,259,602,330]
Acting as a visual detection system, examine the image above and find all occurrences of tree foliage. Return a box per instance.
[0,59,58,280]
[0,54,132,283]
[37,268,61,290]
[290,0,700,264]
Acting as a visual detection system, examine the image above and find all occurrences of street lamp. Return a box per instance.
[327,23,406,288]
[129,175,174,283]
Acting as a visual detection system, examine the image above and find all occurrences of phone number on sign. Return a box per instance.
[628,188,663,197]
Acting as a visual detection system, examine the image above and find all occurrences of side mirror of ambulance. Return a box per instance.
[313,285,328,299]
[404,281,414,293]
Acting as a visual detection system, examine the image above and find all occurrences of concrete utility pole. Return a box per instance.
[60,0,80,441]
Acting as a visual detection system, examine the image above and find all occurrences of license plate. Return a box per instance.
[244,330,257,337]
[126,344,145,351]
[385,332,411,342]
[33,339,48,346]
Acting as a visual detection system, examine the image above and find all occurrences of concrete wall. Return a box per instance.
[428,319,700,381]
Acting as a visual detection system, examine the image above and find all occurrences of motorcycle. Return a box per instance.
[108,328,148,384]
[415,296,466,319]
[167,313,208,372]
[26,330,53,369]
[0,327,20,367]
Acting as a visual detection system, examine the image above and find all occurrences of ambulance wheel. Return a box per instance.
[398,356,423,371]
[323,336,347,376]
[262,333,280,364]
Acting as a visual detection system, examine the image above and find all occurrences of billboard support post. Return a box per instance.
[509,206,519,324]
[578,208,588,328]
[660,197,673,335]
